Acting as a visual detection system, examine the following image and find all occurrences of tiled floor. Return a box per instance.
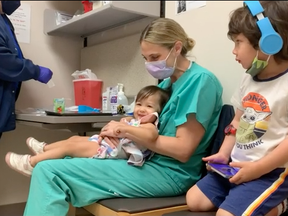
[0,202,93,216]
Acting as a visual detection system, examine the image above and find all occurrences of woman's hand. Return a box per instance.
[97,136,120,149]
[100,120,127,138]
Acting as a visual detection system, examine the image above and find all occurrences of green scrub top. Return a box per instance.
[153,62,223,191]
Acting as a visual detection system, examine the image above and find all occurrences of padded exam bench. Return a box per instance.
[163,208,288,216]
[82,195,188,216]
[163,211,215,216]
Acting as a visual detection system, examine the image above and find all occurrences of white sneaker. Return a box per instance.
[277,199,288,216]
[5,152,33,177]
[26,137,46,155]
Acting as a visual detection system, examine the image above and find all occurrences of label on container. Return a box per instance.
[110,95,118,114]
[102,96,108,111]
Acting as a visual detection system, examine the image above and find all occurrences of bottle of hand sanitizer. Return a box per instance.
[117,83,128,107]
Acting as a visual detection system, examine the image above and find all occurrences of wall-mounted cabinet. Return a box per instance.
[44,1,160,39]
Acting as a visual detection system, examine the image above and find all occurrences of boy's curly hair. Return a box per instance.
[227,1,288,63]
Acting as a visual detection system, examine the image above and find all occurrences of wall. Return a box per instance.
[165,1,244,104]
[0,1,82,205]
[81,33,157,98]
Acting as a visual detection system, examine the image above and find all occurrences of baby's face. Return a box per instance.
[133,94,160,120]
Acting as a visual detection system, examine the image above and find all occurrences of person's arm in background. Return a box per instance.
[0,35,52,83]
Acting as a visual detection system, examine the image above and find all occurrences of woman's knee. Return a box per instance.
[33,160,57,177]
[186,185,215,211]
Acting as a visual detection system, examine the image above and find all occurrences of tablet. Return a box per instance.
[207,163,239,179]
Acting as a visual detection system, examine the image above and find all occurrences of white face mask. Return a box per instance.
[145,48,177,79]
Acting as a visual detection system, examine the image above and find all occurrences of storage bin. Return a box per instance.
[73,79,103,109]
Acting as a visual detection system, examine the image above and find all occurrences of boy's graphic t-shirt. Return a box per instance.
[231,72,288,168]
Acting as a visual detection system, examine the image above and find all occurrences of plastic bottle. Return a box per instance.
[125,95,136,115]
[102,87,111,113]
[117,83,128,107]
[110,86,118,115]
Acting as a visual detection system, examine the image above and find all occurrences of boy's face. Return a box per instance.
[232,34,268,70]
[133,94,160,120]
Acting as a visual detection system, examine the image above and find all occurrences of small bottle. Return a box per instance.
[117,83,128,107]
[110,86,118,115]
[102,87,111,113]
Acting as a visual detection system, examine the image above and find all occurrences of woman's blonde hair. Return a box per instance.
[140,18,195,56]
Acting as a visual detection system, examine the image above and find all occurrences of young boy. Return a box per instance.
[186,1,288,216]
[5,85,170,177]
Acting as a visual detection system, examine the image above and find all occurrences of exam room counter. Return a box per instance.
[16,113,122,135]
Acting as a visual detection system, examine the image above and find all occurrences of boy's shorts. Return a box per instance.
[197,168,288,216]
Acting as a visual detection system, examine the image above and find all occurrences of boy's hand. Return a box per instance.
[203,152,229,163]
[229,161,263,184]
[203,152,230,171]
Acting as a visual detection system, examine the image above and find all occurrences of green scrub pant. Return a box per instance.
[24,158,184,216]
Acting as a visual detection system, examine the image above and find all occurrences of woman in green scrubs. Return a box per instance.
[24,18,223,216]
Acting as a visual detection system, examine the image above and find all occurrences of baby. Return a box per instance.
[5,85,171,176]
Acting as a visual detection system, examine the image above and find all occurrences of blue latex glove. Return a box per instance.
[38,66,53,84]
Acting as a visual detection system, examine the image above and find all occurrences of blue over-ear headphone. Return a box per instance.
[244,1,283,55]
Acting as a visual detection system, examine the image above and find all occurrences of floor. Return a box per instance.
[0,202,93,216]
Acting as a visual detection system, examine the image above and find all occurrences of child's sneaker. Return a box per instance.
[26,137,46,155]
[5,152,33,177]
[277,199,288,216]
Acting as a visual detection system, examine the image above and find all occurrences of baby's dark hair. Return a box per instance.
[136,85,171,113]
[227,1,288,63]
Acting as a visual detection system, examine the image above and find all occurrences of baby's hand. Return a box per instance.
[120,117,133,123]
[141,113,157,124]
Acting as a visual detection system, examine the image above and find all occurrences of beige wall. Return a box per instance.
[0,1,82,205]
[81,33,157,98]
[165,1,244,103]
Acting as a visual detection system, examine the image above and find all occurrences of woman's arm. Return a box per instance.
[100,121,158,144]
[101,114,205,163]
[120,123,159,143]
[130,114,204,163]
